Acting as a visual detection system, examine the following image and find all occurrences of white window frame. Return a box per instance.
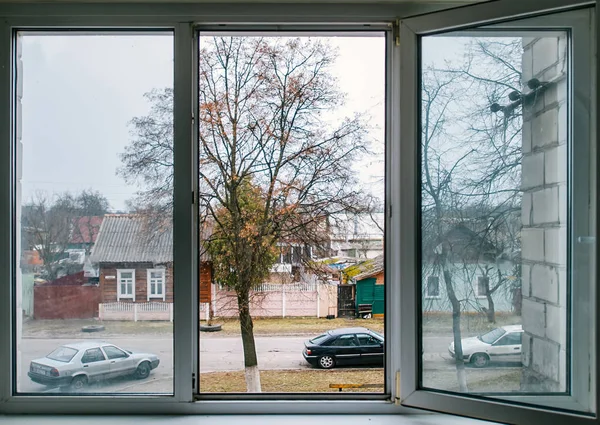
[399,0,597,423]
[0,1,595,423]
[117,269,136,302]
[147,268,166,301]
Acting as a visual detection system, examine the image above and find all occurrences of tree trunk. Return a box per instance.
[443,267,468,392]
[484,294,496,323]
[237,289,261,393]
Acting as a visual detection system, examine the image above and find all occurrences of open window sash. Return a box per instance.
[398,0,597,423]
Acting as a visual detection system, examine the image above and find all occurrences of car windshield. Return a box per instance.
[478,328,507,344]
[370,330,384,340]
[46,346,78,362]
[309,334,329,345]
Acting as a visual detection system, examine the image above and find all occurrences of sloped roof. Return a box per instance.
[348,254,384,282]
[90,214,172,264]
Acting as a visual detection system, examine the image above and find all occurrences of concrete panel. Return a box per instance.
[522,297,545,338]
[521,152,544,190]
[544,144,566,185]
[531,337,560,382]
[532,37,559,75]
[544,227,567,265]
[531,264,559,304]
[532,108,558,149]
[521,264,531,298]
[521,228,544,263]
[532,187,559,225]
[545,304,566,346]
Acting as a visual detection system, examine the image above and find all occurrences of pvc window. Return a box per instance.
[0,1,596,424]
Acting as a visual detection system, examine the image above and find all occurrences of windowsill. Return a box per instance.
[0,414,505,425]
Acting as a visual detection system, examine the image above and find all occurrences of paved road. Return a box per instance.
[16,334,494,393]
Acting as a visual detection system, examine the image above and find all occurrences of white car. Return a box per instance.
[28,341,160,391]
[448,325,523,368]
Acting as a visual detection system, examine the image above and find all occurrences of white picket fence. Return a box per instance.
[99,302,173,322]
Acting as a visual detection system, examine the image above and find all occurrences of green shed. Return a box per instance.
[352,255,384,317]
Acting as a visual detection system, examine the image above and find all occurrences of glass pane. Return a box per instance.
[16,32,174,394]
[418,11,588,397]
[197,33,386,394]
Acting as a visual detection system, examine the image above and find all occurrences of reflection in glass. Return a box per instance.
[420,31,569,394]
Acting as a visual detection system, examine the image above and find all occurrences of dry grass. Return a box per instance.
[212,317,384,336]
[199,368,385,393]
[422,368,521,392]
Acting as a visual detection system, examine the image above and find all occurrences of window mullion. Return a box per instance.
[173,21,195,403]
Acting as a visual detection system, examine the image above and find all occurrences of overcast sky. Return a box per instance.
[20,33,385,212]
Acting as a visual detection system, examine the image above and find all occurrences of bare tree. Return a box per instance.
[421,38,524,391]
[22,190,110,281]
[119,36,373,392]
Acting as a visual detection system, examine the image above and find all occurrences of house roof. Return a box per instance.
[90,214,173,264]
[70,216,103,244]
[348,254,384,282]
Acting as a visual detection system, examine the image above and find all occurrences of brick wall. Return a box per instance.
[520,35,567,391]
[34,285,102,319]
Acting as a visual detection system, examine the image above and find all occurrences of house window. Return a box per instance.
[147,268,166,300]
[476,276,489,299]
[425,276,440,298]
[117,270,135,301]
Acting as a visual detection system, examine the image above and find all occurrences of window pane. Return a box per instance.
[419,13,583,397]
[197,33,386,394]
[16,32,174,394]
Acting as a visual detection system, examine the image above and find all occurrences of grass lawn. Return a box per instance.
[199,368,385,393]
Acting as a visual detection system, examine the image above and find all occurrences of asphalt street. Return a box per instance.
[16,334,494,393]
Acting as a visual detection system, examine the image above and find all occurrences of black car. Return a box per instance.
[303,327,384,369]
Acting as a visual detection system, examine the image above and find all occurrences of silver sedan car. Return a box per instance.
[28,341,160,391]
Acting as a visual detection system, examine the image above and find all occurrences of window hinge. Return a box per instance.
[394,370,401,405]
[394,19,400,47]
[389,204,392,218]
[192,191,195,204]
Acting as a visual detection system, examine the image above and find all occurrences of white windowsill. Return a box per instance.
[0,414,504,425]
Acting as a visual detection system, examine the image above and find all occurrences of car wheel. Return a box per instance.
[470,353,490,368]
[318,355,336,369]
[135,362,151,379]
[69,375,87,391]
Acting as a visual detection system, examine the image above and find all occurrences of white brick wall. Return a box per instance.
[521,298,545,338]
[531,338,560,382]
[530,264,559,304]
[521,34,567,391]
[521,228,544,263]
[532,187,559,224]
[521,152,544,190]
